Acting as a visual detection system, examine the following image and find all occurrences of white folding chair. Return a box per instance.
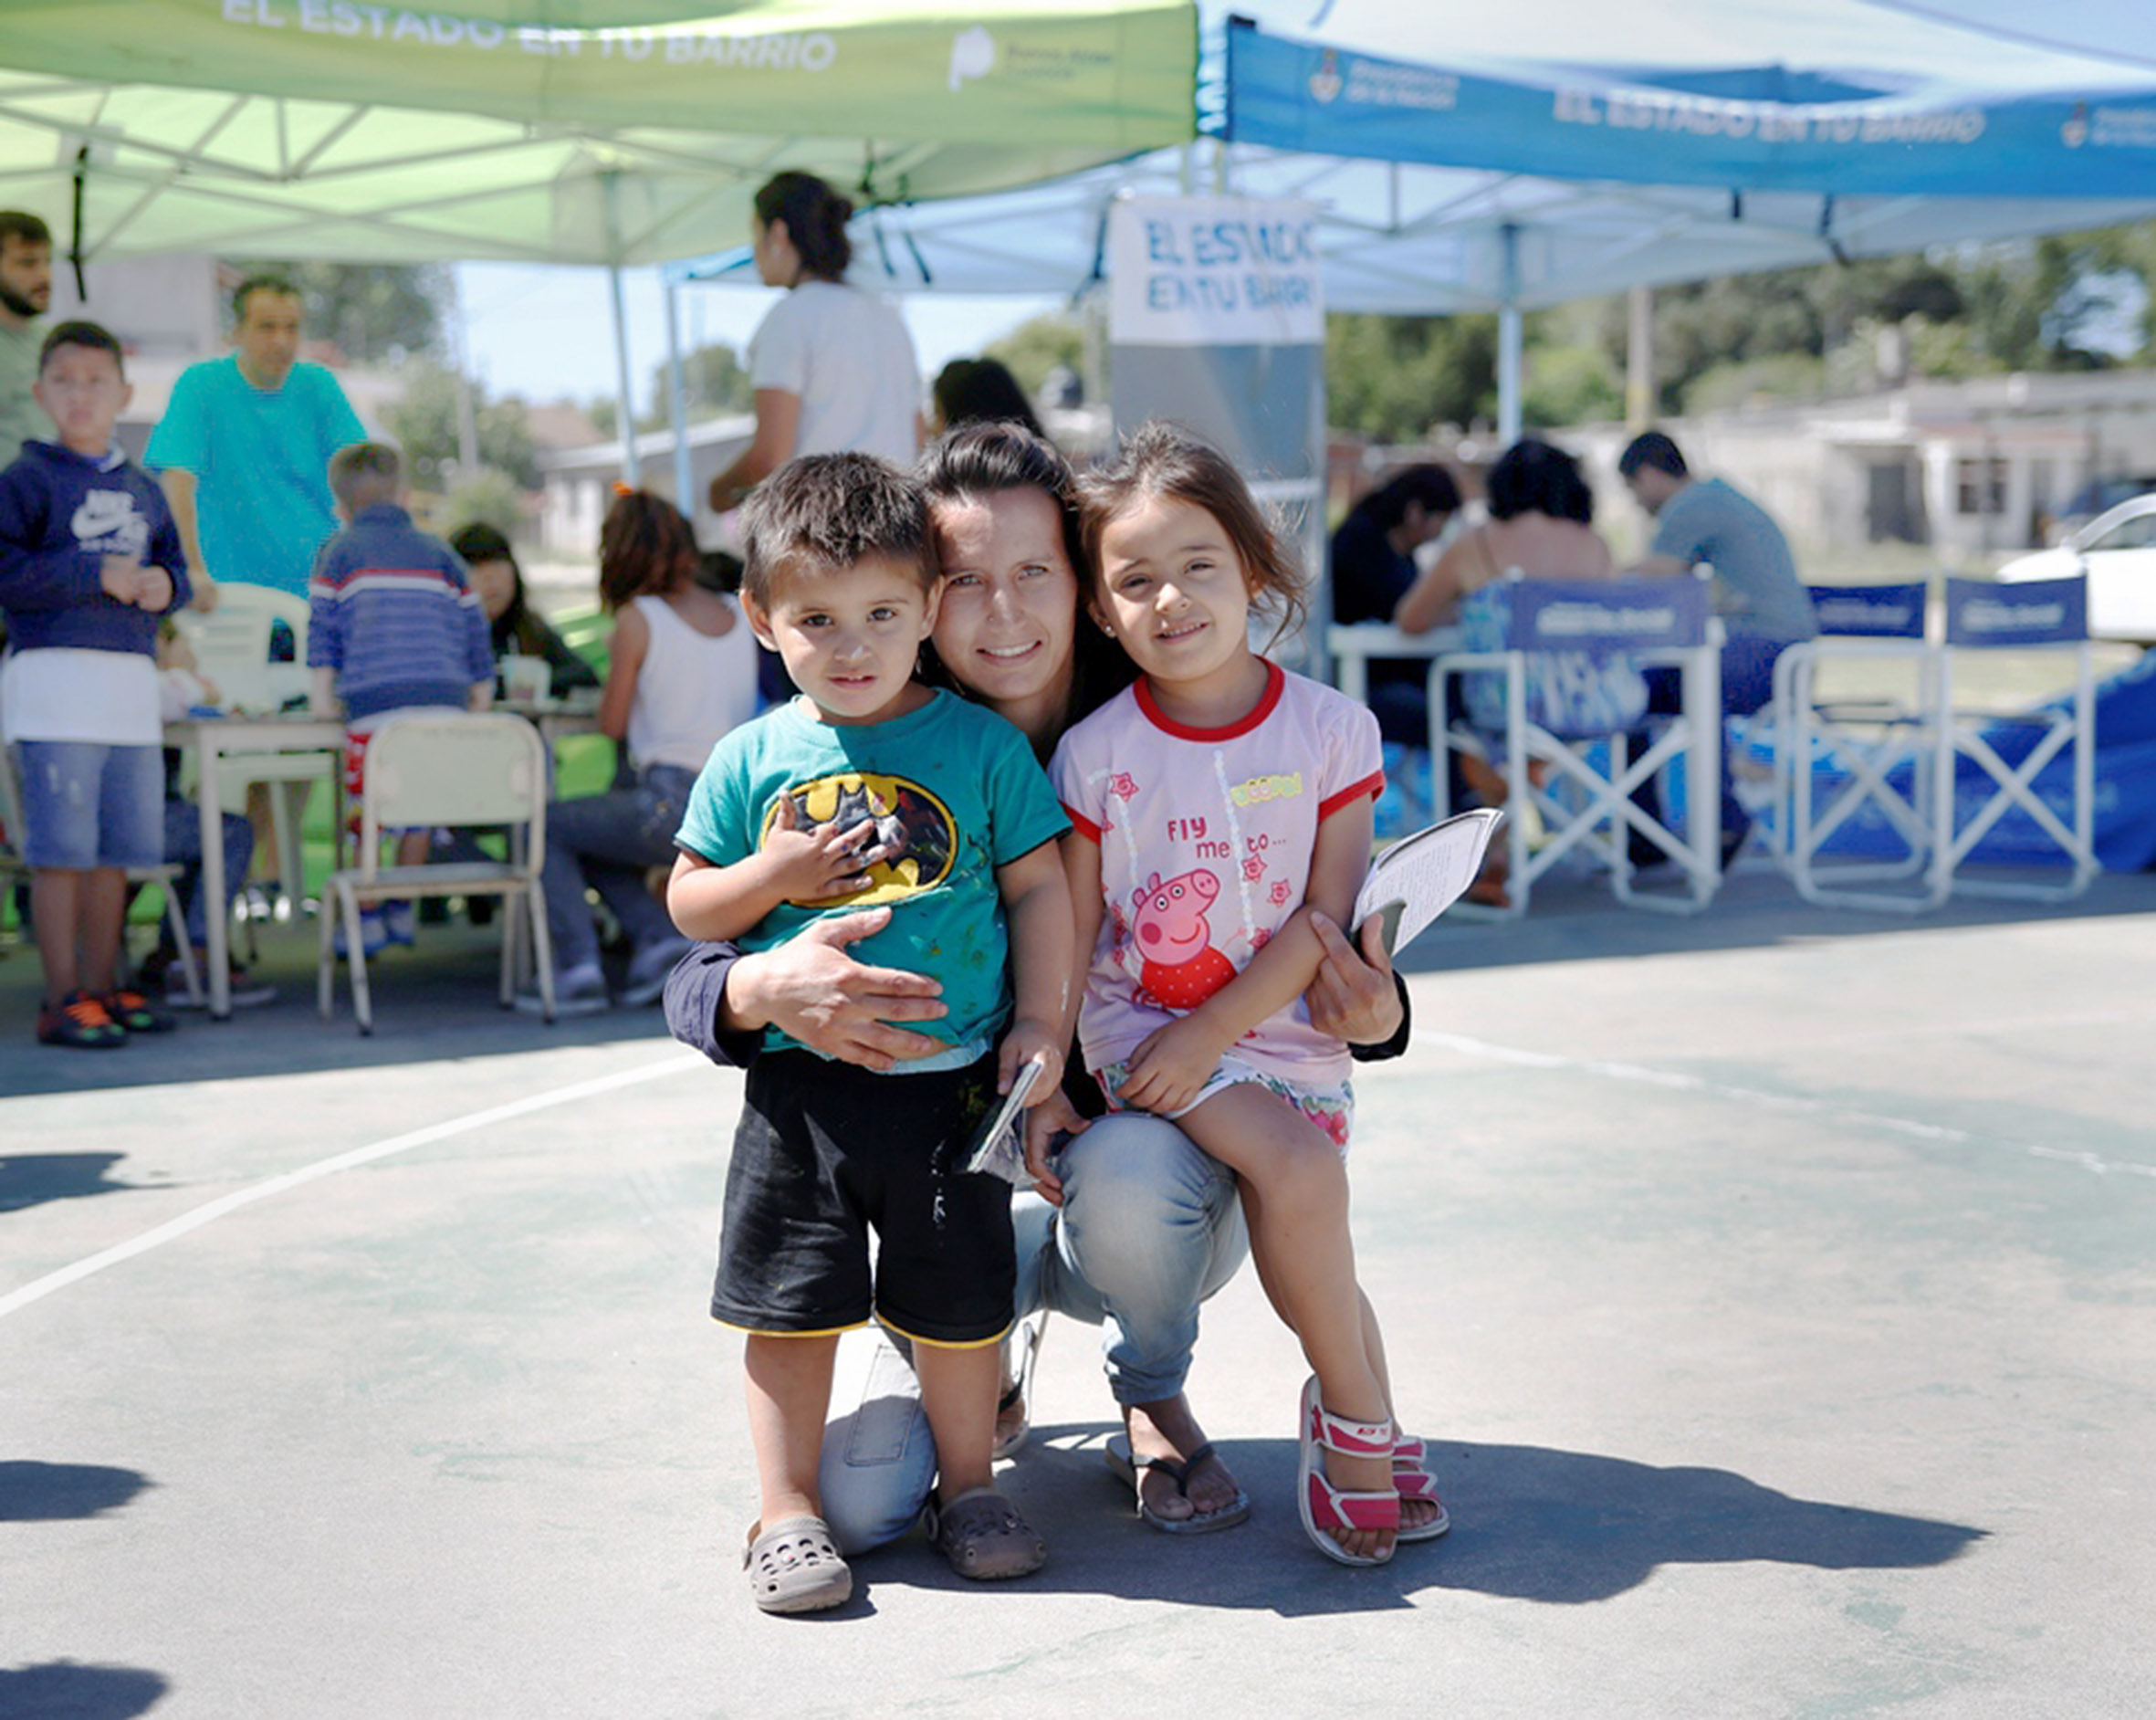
[1774,581,1944,912]
[175,584,318,909]
[316,711,555,1033]
[0,742,203,1003]
[1433,572,1722,918]
[1929,575,2096,903]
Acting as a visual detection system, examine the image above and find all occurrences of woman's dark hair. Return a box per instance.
[1485,437,1596,526]
[915,422,1135,719]
[754,171,853,282]
[1347,463,1461,532]
[451,522,526,648]
[1079,420,1307,646]
[598,489,702,613]
[932,357,1046,438]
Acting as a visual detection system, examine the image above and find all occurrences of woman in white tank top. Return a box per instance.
[522,493,759,1014]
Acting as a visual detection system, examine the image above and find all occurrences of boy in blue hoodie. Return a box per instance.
[0,320,192,1048]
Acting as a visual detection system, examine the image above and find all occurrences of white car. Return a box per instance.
[1994,494,2156,645]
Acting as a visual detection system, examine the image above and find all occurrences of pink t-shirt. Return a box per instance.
[1052,661,1384,1087]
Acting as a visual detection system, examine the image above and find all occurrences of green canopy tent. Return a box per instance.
[0,0,1195,470]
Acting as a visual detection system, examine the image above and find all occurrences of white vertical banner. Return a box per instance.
[1107,196,1329,670]
[1108,197,1324,348]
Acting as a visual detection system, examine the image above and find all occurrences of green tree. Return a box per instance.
[636,341,753,430]
[985,312,1087,397]
[227,259,446,363]
[385,362,539,491]
[1325,313,1497,441]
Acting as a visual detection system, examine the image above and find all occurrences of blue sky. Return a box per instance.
[455,262,1062,414]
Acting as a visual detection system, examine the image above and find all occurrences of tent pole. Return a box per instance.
[603,171,640,487]
[1498,223,1523,445]
[664,276,694,520]
[609,259,640,486]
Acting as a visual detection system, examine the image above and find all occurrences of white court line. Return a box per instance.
[1418,1030,2156,1180]
[0,1053,703,1322]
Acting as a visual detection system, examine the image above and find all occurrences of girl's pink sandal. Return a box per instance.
[1390,1435,1452,1542]
[1295,1374,1400,1567]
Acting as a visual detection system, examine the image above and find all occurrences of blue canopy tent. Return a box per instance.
[670,0,2156,444]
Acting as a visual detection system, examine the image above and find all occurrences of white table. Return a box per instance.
[167,714,344,1019]
[1325,622,1465,707]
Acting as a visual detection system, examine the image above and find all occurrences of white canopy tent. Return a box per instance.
[674,0,2156,441]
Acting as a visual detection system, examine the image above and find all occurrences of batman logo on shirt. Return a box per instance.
[765,771,958,907]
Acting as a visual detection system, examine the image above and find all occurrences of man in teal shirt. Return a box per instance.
[147,275,365,612]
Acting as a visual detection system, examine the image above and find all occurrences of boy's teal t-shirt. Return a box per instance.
[676,690,1069,1061]
[144,355,366,597]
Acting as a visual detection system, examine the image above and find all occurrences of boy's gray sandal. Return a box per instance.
[743,1515,853,1614]
[926,1487,1047,1581]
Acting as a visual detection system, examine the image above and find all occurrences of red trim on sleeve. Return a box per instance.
[1135,658,1284,740]
[1319,769,1387,821]
[1062,802,1102,843]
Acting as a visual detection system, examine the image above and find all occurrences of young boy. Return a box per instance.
[0,320,192,1047]
[306,442,492,953]
[668,453,1072,1613]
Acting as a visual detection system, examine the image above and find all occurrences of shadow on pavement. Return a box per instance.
[876,1432,1984,1618]
[0,929,685,1099]
[0,1662,169,1720]
[0,1155,149,1213]
[0,1461,155,1522]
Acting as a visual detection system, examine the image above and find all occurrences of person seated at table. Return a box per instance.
[447,522,601,701]
[307,442,493,956]
[1329,463,1461,747]
[931,356,1047,439]
[1395,438,1622,907]
[517,489,759,1015]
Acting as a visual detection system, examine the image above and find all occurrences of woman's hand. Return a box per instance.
[1022,1088,1089,1206]
[1119,1014,1230,1116]
[1303,910,1403,1047]
[720,909,947,1071]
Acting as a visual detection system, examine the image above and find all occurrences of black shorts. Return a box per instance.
[710,1050,1016,1347]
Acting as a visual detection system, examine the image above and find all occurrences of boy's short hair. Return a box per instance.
[38,320,125,378]
[232,272,299,326]
[1,210,52,249]
[740,452,937,606]
[1617,429,1688,481]
[329,441,402,511]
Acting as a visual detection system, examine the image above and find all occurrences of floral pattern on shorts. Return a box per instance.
[1095,1055,1355,1154]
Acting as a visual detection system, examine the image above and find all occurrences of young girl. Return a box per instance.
[522,489,758,1013]
[1039,423,1444,1566]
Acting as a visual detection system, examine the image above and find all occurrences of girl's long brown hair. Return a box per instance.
[597,489,699,613]
[1078,421,1307,645]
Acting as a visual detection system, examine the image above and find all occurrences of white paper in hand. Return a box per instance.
[1351,807,1505,954]
[962,1055,1046,1187]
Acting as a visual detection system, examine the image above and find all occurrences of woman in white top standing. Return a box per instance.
[523,490,759,1014]
[706,170,922,515]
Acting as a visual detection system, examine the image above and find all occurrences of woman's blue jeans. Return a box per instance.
[815,1110,1250,1554]
[538,763,696,973]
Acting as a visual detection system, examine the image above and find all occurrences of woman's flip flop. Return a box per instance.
[1104,1432,1252,1535]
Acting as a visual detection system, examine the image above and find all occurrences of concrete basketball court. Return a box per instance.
[4,868,2153,1718]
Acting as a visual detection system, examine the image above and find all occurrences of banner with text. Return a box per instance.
[1108,196,1327,667]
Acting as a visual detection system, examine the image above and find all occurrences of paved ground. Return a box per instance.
[5,867,2154,1719]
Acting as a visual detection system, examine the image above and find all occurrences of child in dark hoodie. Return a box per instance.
[0,320,191,1048]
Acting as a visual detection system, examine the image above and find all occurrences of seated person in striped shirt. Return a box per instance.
[307,441,493,951]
